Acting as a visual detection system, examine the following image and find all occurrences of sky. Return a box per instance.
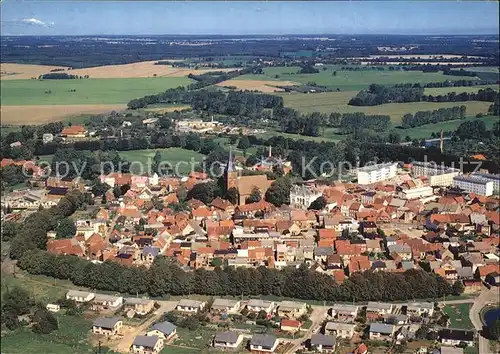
[1,1,499,36]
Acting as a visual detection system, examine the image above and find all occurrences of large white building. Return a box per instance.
[357,163,397,185]
[411,161,460,187]
[289,184,323,209]
[453,175,494,196]
[399,186,434,200]
[472,173,500,194]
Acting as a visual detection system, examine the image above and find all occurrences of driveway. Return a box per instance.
[114,300,178,353]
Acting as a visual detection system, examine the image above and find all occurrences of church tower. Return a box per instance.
[224,146,238,192]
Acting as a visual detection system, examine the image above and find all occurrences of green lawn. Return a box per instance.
[397,115,499,139]
[442,303,474,330]
[278,91,492,123]
[1,77,192,105]
[237,66,480,91]
[120,147,205,175]
[1,272,68,303]
[171,327,215,349]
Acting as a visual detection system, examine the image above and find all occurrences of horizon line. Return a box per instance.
[1,32,499,38]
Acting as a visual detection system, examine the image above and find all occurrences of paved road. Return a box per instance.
[115,300,178,353]
[469,288,499,354]
[283,305,328,354]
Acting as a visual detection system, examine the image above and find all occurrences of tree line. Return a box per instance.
[127,87,283,112]
[349,84,498,106]
[443,68,477,77]
[17,249,458,303]
[401,106,466,128]
[187,66,264,90]
[271,108,391,136]
[38,73,89,80]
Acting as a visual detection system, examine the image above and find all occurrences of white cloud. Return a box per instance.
[21,18,54,27]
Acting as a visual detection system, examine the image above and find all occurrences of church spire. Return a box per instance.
[225,145,235,173]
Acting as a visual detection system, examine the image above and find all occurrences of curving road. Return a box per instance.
[469,288,499,354]
[283,306,328,354]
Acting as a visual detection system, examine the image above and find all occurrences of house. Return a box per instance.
[310,334,336,353]
[246,299,275,315]
[280,319,302,333]
[366,302,393,321]
[211,299,241,314]
[213,331,243,349]
[406,302,434,317]
[123,298,155,315]
[277,300,307,319]
[324,322,355,339]
[60,125,87,138]
[439,329,474,347]
[46,304,60,312]
[92,294,123,311]
[66,290,95,303]
[176,299,206,313]
[131,335,164,354]
[92,317,123,336]
[146,321,177,341]
[249,334,278,353]
[330,304,359,322]
[369,323,395,340]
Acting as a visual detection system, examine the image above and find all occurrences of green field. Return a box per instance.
[424,85,498,95]
[464,66,500,73]
[397,115,499,139]
[442,303,474,330]
[1,77,192,105]
[120,147,205,175]
[278,91,491,123]
[236,66,481,91]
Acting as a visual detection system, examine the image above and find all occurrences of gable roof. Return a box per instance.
[93,317,121,329]
[151,321,176,335]
[132,335,160,348]
[214,331,240,344]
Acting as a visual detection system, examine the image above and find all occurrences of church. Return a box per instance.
[224,148,273,206]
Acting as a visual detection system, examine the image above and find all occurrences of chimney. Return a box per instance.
[440,130,444,154]
[268,145,272,158]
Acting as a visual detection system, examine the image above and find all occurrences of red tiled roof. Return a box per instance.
[281,319,301,328]
[61,125,86,135]
[47,238,85,257]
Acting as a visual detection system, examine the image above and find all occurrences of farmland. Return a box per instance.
[236,66,481,91]
[216,79,297,92]
[424,85,498,95]
[1,77,193,105]
[0,61,233,80]
[277,91,492,123]
[1,63,69,80]
[396,115,499,139]
[0,104,126,125]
